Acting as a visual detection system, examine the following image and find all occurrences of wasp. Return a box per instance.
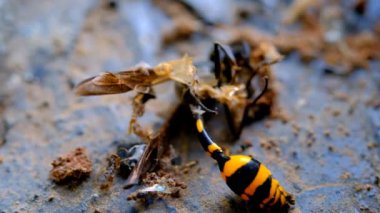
[75,42,290,210]
[190,105,295,211]
[74,51,250,186]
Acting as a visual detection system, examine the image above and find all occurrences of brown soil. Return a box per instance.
[50,147,92,184]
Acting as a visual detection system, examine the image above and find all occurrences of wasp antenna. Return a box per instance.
[192,109,227,166]
[198,101,218,114]
[189,89,218,114]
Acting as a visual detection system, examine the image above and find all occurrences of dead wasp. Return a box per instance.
[75,54,254,125]
[210,41,281,138]
[75,41,280,138]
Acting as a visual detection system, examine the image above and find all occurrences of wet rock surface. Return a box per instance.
[0,0,379,212]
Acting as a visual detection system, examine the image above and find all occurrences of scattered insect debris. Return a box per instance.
[117,143,146,178]
[50,147,92,185]
[98,143,147,190]
[98,154,121,190]
[127,172,185,202]
[127,156,197,202]
[123,109,175,189]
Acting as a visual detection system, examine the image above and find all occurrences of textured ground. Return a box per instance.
[0,0,379,212]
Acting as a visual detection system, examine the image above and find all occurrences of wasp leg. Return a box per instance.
[236,76,269,136]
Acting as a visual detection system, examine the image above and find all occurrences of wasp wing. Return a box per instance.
[75,72,131,96]
[75,68,163,96]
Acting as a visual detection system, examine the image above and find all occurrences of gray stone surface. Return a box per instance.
[0,0,379,212]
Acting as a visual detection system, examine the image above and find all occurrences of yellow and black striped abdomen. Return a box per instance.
[220,155,294,210]
[192,113,294,210]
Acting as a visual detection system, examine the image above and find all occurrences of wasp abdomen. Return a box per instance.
[193,113,294,211]
[220,155,294,210]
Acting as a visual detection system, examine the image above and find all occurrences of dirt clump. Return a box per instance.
[50,147,92,184]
